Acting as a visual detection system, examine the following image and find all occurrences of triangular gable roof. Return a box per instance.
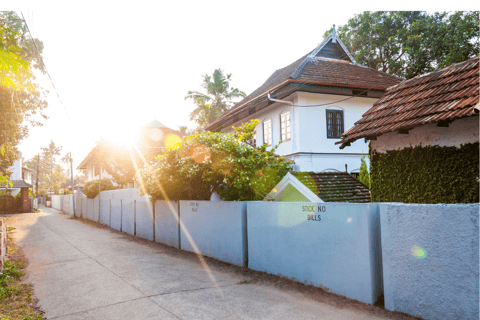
[264,172,323,202]
[205,27,401,132]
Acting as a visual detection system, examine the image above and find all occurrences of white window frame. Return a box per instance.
[263,118,272,146]
[280,110,291,142]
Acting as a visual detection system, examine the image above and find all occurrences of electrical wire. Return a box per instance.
[20,11,80,139]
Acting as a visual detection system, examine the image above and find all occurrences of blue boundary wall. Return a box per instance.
[122,200,135,236]
[135,200,154,241]
[155,201,180,248]
[110,199,122,231]
[100,199,110,225]
[247,202,382,305]
[93,197,99,222]
[379,203,479,320]
[179,201,247,266]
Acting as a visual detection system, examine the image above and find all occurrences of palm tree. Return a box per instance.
[41,140,62,174]
[185,69,246,127]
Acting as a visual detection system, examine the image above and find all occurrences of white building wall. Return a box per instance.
[223,92,376,173]
[9,152,23,180]
[371,116,479,153]
[85,163,113,182]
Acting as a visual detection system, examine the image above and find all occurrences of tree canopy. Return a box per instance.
[185,69,246,127]
[325,11,479,79]
[0,11,48,184]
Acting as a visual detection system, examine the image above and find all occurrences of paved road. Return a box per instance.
[6,207,391,320]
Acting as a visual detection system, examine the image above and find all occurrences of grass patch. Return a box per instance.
[6,226,15,232]
[238,279,255,285]
[0,229,45,320]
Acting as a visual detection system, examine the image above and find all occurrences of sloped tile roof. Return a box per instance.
[338,57,479,149]
[294,171,370,203]
[205,39,401,132]
[0,180,32,188]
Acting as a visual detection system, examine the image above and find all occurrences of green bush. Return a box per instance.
[138,129,292,201]
[370,142,479,203]
[83,179,118,199]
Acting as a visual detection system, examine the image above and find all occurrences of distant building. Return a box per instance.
[0,151,33,213]
[77,120,185,185]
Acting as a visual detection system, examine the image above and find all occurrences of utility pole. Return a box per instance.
[70,152,75,216]
[36,154,39,205]
[98,144,102,223]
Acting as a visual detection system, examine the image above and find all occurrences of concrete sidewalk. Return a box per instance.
[7,207,392,320]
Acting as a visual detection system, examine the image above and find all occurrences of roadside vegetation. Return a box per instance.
[0,224,45,320]
[138,120,292,201]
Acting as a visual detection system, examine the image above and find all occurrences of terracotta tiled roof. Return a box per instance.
[295,171,370,203]
[338,57,480,149]
[205,36,401,132]
[0,180,32,188]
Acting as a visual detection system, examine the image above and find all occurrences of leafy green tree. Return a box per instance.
[325,11,479,79]
[358,155,370,189]
[0,11,48,184]
[185,69,246,127]
[138,123,292,201]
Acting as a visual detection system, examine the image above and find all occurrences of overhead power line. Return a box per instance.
[20,11,80,139]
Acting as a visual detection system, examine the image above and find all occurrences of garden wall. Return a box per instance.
[65,188,477,318]
[179,201,247,266]
[247,202,382,304]
[379,203,479,320]
[51,195,63,211]
[155,201,179,248]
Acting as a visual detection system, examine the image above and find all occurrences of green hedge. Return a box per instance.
[370,142,479,203]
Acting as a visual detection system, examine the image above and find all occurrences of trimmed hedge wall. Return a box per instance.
[370,142,479,204]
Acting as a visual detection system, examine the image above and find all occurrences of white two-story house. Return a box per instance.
[205,27,401,174]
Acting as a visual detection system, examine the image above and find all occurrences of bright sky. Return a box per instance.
[11,2,473,172]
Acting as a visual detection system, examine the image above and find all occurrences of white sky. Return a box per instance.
[9,2,476,172]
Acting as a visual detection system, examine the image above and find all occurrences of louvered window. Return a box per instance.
[263,119,272,146]
[326,110,344,138]
[280,111,291,141]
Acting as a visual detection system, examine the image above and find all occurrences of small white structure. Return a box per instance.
[264,172,322,202]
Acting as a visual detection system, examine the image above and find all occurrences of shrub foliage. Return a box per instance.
[83,178,118,199]
[370,142,479,203]
[138,127,292,201]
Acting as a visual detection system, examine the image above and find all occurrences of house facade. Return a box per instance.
[338,56,479,203]
[205,27,401,174]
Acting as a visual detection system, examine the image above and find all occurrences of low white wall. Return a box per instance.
[62,195,70,215]
[247,202,382,305]
[155,201,179,248]
[135,201,154,241]
[110,199,122,231]
[122,200,135,236]
[179,201,247,266]
[100,199,110,225]
[379,203,479,320]
[93,197,99,222]
[51,195,63,211]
